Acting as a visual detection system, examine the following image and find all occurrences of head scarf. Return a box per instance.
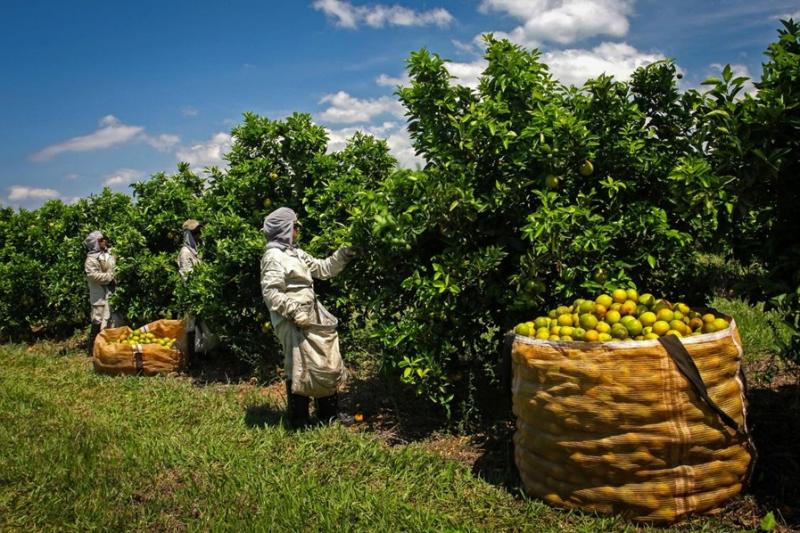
[262,207,297,250]
[84,231,104,256]
[183,229,198,254]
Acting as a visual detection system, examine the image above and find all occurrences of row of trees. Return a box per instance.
[1,21,797,417]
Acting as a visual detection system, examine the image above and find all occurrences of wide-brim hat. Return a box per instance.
[182,219,201,231]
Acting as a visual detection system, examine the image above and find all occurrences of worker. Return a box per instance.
[177,219,208,363]
[260,207,358,428]
[84,230,116,357]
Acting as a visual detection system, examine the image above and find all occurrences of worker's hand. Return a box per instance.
[342,246,361,260]
[293,310,313,329]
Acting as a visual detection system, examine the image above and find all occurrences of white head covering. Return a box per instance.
[84,231,104,256]
[262,207,297,250]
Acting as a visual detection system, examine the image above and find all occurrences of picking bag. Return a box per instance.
[93,319,187,376]
[511,319,754,523]
[290,300,346,398]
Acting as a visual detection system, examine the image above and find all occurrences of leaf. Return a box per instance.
[704,109,730,119]
[647,255,657,269]
[760,511,776,531]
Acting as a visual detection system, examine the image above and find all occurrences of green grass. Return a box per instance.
[0,345,746,532]
[709,296,792,363]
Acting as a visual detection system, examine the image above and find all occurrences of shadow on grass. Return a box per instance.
[185,349,263,386]
[746,381,800,528]
[470,420,522,495]
[243,404,287,429]
[341,361,527,496]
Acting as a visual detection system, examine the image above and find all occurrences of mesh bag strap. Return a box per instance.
[658,335,743,435]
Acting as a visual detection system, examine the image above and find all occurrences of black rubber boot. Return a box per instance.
[186,331,196,368]
[286,380,311,429]
[87,323,101,357]
[315,393,354,426]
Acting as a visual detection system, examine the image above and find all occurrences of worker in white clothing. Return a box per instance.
[84,231,117,357]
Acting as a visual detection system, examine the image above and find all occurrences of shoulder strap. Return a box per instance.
[658,335,743,435]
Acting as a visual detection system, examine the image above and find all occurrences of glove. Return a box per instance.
[342,246,361,260]
[293,310,313,329]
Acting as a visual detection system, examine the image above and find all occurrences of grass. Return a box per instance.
[0,343,747,532]
[709,296,793,363]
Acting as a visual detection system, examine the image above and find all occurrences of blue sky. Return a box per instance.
[1,0,798,208]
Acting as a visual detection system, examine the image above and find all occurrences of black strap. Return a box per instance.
[134,350,144,374]
[658,335,743,435]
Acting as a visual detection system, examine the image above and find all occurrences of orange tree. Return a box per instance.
[173,113,397,368]
[307,37,728,415]
[0,189,137,340]
[696,20,800,364]
[3,28,796,413]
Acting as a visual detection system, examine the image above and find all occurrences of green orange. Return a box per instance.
[652,320,670,336]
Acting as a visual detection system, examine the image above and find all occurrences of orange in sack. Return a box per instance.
[92,319,187,376]
[510,316,755,524]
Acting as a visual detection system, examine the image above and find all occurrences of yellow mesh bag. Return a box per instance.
[92,319,186,376]
[512,319,754,523]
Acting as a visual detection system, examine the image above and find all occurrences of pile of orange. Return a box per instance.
[515,288,729,342]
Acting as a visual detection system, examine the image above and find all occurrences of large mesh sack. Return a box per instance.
[93,319,187,376]
[512,319,754,523]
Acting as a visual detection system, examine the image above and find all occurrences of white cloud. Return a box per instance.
[479,0,633,45]
[319,91,406,123]
[182,106,199,117]
[452,39,479,55]
[384,128,423,168]
[326,121,397,151]
[102,168,142,188]
[64,173,80,180]
[445,59,488,88]
[145,133,181,151]
[7,186,60,201]
[707,63,757,95]
[543,42,663,86]
[31,115,180,161]
[325,122,423,168]
[376,73,409,87]
[176,132,233,171]
[32,115,144,161]
[313,0,454,29]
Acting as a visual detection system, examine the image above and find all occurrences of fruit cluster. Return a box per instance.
[116,329,177,349]
[515,289,730,342]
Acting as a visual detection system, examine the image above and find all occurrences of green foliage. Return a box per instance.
[319,37,705,413]
[1,23,798,412]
